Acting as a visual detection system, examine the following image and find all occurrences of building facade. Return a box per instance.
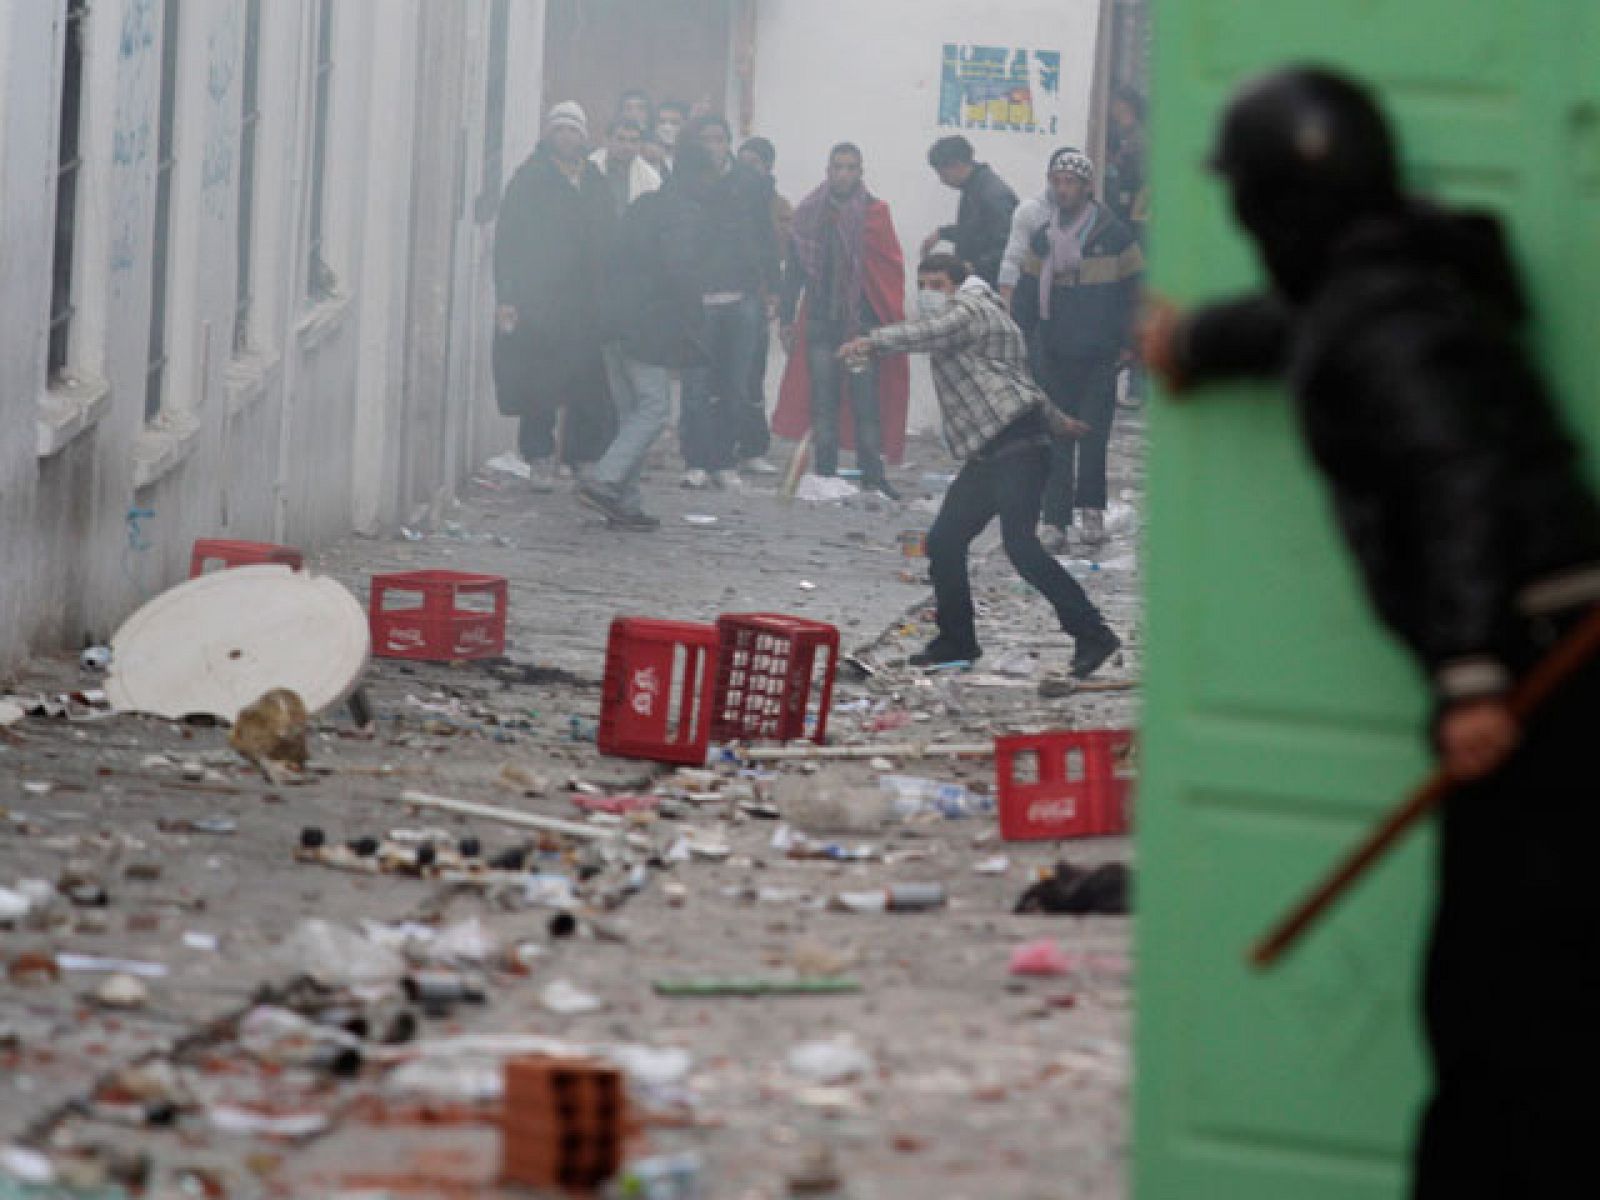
[0,0,1121,674]
[0,0,550,672]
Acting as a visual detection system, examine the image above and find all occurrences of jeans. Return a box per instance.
[680,296,763,471]
[806,315,885,484]
[927,442,1105,655]
[1037,348,1119,527]
[743,316,774,460]
[594,345,671,511]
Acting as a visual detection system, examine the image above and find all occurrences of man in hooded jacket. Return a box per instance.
[1143,66,1600,1198]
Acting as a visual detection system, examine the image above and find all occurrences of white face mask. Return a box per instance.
[917,289,952,318]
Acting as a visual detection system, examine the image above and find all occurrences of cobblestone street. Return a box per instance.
[2,414,1143,1200]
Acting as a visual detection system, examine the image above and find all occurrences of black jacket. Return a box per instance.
[940,163,1019,286]
[494,147,617,398]
[700,160,780,297]
[1179,204,1600,701]
[610,181,712,369]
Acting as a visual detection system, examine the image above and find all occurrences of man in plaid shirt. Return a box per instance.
[842,254,1122,677]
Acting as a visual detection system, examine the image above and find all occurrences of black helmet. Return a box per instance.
[1210,66,1399,203]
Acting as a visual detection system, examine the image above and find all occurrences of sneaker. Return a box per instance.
[1080,509,1108,547]
[741,456,780,475]
[714,469,744,491]
[1040,525,1070,555]
[576,479,628,522]
[1070,626,1122,681]
[608,509,662,532]
[908,640,981,669]
[864,477,901,502]
[682,468,712,490]
[527,459,556,493]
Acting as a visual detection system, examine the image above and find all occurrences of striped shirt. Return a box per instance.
[867,282,1045,460]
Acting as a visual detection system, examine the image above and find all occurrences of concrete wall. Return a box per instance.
[0,0,548,675]
[745,0,1105,432]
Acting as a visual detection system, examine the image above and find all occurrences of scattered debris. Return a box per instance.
[540,979,604,1015]
[230,687,310,776]
[92,973,150,1009]
[787,1036,874,1084]
[105,565,369,721]
[1009,939,1074,977]
[1014,862,1133,915]
[399,789,617,842]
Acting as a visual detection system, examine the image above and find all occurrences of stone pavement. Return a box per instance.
[0,413,1143,1200]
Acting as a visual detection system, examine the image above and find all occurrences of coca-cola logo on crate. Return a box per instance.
[630,666,662,716]
[1027,796,1077,825]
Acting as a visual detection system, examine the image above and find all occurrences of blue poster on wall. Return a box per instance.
[939,44,1062,134]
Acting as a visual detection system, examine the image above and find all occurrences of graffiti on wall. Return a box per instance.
[937,45,1062,135]
[110,0,159,274]
[201,5,240,220]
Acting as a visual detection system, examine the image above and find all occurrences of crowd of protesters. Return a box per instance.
[491,88,1144,677]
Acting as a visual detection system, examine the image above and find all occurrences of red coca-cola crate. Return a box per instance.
[712,613,839,744]
[369,570,508,661]
[189,538,304,577]
[995,729,1136,841]
[598,618,718,765]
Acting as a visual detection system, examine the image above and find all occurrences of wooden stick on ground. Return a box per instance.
[398,790,617,841]
[779,432,813,503]
[1252,603,1600,969]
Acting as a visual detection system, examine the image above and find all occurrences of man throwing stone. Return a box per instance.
[842,255,1121,678]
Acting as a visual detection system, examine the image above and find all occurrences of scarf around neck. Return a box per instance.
[1040,201,1098,319]
[792,182,873,335]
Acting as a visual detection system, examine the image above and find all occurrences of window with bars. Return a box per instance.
[305,0,336,301]
[474,0,512,225]
[145,0,182,421]
[234,0,262,352]
[47,0,90,382]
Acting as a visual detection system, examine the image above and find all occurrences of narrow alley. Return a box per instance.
[1,417,1143,1199]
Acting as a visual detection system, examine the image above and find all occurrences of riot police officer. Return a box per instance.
[1143,66,1600,1197]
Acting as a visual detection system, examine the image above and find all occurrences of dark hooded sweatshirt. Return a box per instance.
[1177,203,1600,702]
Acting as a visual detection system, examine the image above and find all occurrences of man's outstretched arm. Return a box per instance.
[1143,292,1292,392]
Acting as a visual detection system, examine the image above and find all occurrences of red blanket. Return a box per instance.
[772,201,910,464]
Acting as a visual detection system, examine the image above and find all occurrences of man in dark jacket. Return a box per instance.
[920,135,1019,287]
[1003,148,1143,550]
[579,144,716,530]
[493,101,617,489]
[1143,66,1600,1199]
[677,114,780,489]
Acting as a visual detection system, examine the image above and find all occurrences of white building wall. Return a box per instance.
[0,0,548,675]
[746,0,1105,433]
[0,3,58,665]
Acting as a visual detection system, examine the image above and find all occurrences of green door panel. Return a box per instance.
[1137,2,1600,1197]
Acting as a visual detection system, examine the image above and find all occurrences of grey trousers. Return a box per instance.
[594,345,672,511]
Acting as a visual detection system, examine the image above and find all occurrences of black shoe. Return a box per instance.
[607,509,661,532]
[1070,626,1122,681]
[909,640,981,669]
[864,477,901,502]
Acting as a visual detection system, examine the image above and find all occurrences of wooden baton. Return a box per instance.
[1251,601,1600,969]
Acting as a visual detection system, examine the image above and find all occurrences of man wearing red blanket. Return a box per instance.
[774,143,910,497]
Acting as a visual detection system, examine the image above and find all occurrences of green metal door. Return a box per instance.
[1137,4,1600,1197]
